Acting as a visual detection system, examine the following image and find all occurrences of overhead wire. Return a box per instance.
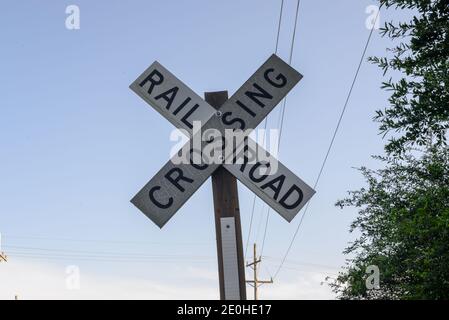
[2,245,212,259]
[7,253,214,263]
[260,0,301,258]
[245,0,284,259]
[272,7,381,279]
[2,234,209,246]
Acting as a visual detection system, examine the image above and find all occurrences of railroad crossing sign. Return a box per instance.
[130,54,315,228]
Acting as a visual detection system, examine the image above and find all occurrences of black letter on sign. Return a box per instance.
[222,112,246,130]
[139,69,164,95]
[154,87,179,110]
[165,168,194,192]
[249,162,270,183]
[149,186,173,209]
[261,174,285,201]
[236,100,256,117]
[279,184,304,209]
[181,104,199,130]
[245,83,273,108]
[173,97,192,115]
[264,68,287,88]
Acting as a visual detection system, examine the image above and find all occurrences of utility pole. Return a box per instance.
[246,243,273,300]
[206,91,247,300]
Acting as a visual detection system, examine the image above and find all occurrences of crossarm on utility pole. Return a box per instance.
[246,259,261,267]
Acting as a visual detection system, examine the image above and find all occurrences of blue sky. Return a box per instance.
[0,0,409,299]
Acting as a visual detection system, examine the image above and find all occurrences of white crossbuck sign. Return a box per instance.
[130,54,315,228]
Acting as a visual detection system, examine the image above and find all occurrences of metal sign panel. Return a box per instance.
[220,217,240,300]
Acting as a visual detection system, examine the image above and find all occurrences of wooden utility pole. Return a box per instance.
[246,243,273,300]
[206,91,246,300]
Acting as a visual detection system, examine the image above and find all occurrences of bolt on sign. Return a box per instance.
[130,54,315,228]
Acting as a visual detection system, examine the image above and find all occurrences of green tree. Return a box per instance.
[332,0,449,299]
[370,0,449,155]
[332,146,449,299]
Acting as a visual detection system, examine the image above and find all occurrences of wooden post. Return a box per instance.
[205,91,246,300]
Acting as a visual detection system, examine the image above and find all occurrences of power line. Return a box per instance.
[7,253,214,263]
[260,0,301,257]
[269,265,339,277]
[5,248,338,269]
[3,245,213,259]
[245,195,257,258]
[273,8,381,280]
[260,208,270,254]
[277,0,301,143]
[4,244,216,262]
[6,254,214,263]
[263,256,340,271]
[274,0,284,54]
[2,235,209,246]
[245,0,284,259]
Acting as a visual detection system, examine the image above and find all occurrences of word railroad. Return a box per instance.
[130,54,315,228]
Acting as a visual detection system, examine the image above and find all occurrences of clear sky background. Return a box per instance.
[0,0,410,299]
